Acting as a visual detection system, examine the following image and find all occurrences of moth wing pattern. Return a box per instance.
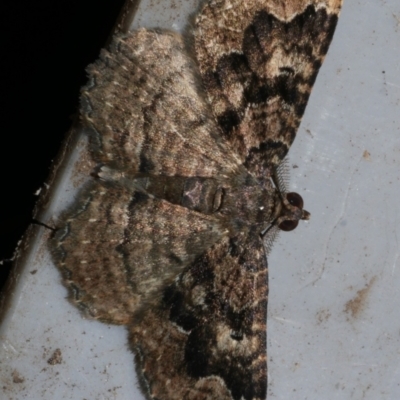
[195,0,343,179]
[51,180,226,325]
[130,232,268,400]
[81,29,241,179]
[49,0,344,399]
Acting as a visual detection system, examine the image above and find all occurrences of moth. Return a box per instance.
[50,0,342,399]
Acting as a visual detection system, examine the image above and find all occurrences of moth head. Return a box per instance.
[276,192,310,232]
[269,160,310,232]
[261,189,310,250]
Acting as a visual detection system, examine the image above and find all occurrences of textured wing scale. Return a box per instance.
[51,180,225,325]
[130,233,268,400]
[81,29,241,179]
[195,0,342,178]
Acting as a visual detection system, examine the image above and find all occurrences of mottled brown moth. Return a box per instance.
[51,1,343,398]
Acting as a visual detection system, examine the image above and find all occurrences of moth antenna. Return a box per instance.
[275,157,290,194]
[263,225,280,255]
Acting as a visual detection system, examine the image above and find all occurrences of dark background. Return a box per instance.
[1,0,127,292]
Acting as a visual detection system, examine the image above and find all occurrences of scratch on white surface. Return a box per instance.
[383,197,400,276]
[350,362,380,368]
[305,154,363,288]
[272,316,302,326]
[319,107,331,120]
[385,80,400,90]
[391,230,399,276]
[2,339,19,355]
[366,71,400,90]
[392,253,399,276]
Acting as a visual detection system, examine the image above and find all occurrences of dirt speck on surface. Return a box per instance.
[47,348,62,365]
[344,276,377,319]
[12,369,25,384]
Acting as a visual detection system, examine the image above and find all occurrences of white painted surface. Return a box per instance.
[1,1,399,399]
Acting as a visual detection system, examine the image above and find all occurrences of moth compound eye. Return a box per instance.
[286,192,304,209]
[278,219,299,231]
